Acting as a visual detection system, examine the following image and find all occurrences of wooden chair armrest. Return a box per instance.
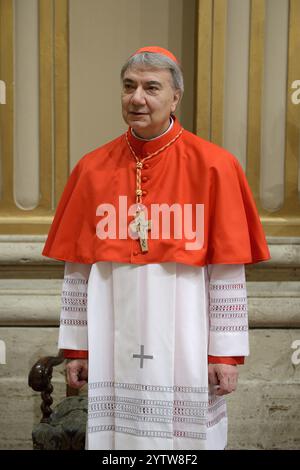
[28,350,65,422]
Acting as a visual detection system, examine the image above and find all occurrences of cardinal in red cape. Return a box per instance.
[42,46,270,450]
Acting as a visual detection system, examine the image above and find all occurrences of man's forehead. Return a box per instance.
[123,67,172,83]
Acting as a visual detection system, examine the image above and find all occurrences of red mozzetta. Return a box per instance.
[42,117,270,266]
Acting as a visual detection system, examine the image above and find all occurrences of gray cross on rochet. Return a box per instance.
[132,345,153,368]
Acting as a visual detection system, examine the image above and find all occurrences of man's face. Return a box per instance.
[121,67,180,139]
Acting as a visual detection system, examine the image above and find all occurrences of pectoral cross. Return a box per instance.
[129,210,151,252]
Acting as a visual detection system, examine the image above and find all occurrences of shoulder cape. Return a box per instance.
[42,135,271,266]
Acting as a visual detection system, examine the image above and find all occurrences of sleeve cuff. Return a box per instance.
[63,349,89,359]
[63,353,244,364]
[208,355,245,365]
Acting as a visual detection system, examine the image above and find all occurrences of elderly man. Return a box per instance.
[43,46,270,450]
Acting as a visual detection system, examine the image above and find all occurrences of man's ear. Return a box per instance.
[171,90,181,113]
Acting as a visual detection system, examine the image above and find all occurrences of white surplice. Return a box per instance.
[58,261,249,450]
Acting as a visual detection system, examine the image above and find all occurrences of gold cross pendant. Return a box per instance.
[129,210,151,252]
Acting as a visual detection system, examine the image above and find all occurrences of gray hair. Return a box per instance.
[121,52,184,97]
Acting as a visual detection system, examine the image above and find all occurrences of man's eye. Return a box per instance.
[124,84,134,91]
[148,86,158,92]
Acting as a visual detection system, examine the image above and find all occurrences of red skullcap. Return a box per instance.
[131,46,179,65]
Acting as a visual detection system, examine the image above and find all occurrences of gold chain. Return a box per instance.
[125,128,183,205]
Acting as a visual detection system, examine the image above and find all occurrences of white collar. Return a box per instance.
[131,117,174,141]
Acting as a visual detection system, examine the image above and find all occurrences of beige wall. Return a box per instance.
[195,0,300,237]
[69,0,196,168]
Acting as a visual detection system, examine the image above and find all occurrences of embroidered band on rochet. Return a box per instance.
[209,282,246,291]
[88,381,208,393]
[209,279,248,333]
[89,395,208,408]
[87,381,227,438]
[88,396,208,424]
[88,411,208,427]
[87,403,225,438]
[60,276,88,327]
[88,425,207,440]
[60,318,87,326]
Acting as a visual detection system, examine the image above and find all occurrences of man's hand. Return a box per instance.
[65,359,88,389]
[208,363,238,396]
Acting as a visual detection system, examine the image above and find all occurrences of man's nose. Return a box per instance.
[131,87,146,105]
